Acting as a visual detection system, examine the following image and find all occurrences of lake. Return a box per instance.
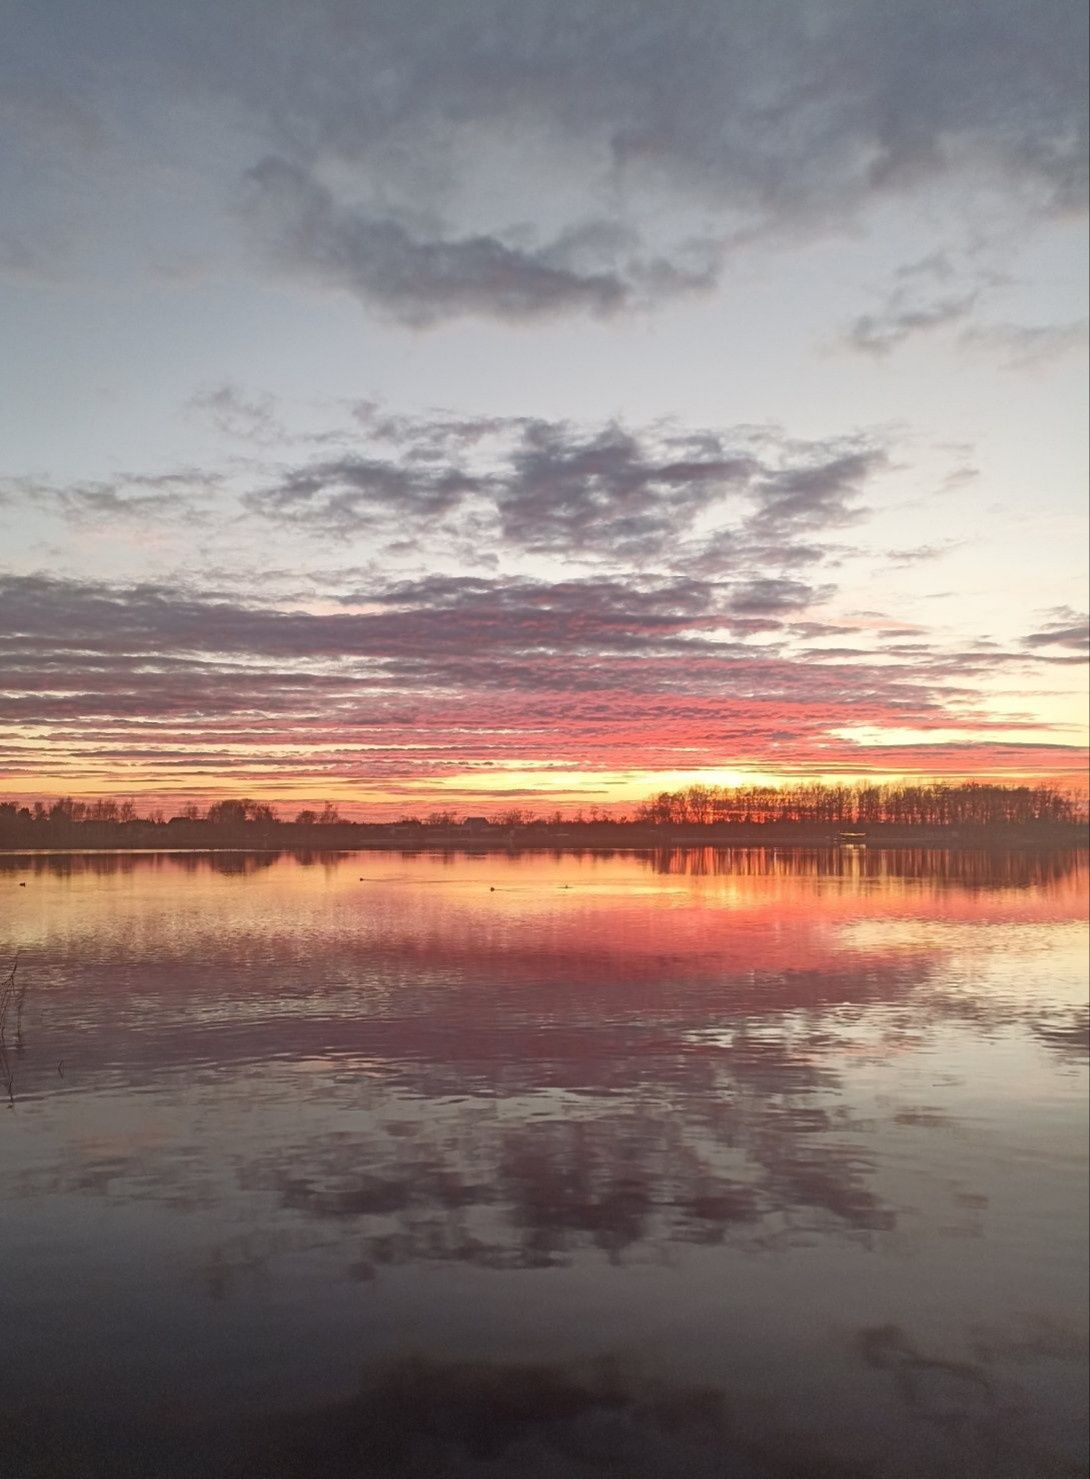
[0,846,1087,1478]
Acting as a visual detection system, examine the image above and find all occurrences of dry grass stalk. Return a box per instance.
[0,955,26,1106]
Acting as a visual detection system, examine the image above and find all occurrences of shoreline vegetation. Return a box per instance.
[1,782,1086,853]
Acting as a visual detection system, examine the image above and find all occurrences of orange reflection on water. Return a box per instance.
[0,844,1086,1477]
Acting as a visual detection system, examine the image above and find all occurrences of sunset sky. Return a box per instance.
[2,0,1087,816]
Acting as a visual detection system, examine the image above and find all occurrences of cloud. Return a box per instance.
[842,244,1002,357]
[240,411,889,565]
[1,571,1084,803]
[886,542,959,566]
[493,420,760,557]
[846,292,978,355]
[248,454,484,536]
[1023,609,1090,656]
[243,156,636,325]
[188,383,283,443]
[14,0,1082,318]
[228,0,1084,321]
[257,0,1086,214]
[228,0,1083,322]
[895,251,956,282]
[960,319,1090,369]
[3,470,221,524]
[0,405,894,584]
[0,570,750,671]
[726,578,824,615]
[748,448,884,533]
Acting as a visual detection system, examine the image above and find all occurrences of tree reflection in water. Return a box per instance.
[6,846,1085,1270]
[0,845,1085,1478]
[0,843,1083,889]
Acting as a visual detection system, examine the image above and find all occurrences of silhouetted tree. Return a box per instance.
[633,781,1082,828]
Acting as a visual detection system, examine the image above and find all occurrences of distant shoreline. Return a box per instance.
[2,821,1086,855]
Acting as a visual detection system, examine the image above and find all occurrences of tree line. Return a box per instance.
[633,781,1083,828]
[0,797,338,828]
[0,780,1085,842]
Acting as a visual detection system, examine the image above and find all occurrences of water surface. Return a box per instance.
[1,847,1087,1477]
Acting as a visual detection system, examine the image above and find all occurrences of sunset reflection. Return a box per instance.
[1,846,1086,1476]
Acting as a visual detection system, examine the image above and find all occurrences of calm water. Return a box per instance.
[0,847,1087,1478]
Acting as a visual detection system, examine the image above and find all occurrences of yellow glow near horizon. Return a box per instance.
[6,760,1087,818]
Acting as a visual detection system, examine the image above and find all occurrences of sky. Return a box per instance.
[1,0,1088,817]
